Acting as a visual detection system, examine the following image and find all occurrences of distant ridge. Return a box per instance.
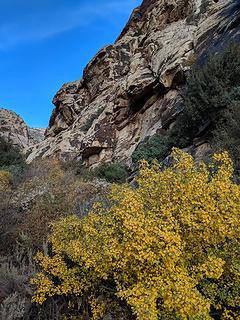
[0,108,45,151]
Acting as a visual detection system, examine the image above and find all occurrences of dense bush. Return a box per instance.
[172,44,240,164]
[73,160,129,183]
[0,158,110,318]
[0,239,72,320]
[0,137,25,167]
[0,137,27,184]
[0,242,36,320]
[93,162,129,183]
[132,134,173,165]
[0,158,108,253]
[211,94,240,168]
[32,149,239,320]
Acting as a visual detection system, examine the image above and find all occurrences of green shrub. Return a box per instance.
[185,44,240,134]
[0,137,27,184]
[212,98,240,168]
[72,160,129,183]
[172,43,240,166]
[132,134,173,165]
[0,137,25,167]
[70,160,96,181]
[94,162,129,183]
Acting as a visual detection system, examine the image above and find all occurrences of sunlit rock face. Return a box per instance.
[27,0,240,166]
[28,128,45,146]
[0,108,45,151]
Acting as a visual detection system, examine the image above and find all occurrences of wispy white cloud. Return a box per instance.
[0,0,140,50]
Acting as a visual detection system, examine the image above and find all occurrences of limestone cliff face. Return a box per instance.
[0,108,45,150]
[27,0,240,165]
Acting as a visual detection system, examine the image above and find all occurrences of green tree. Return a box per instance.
[172,44,240,167]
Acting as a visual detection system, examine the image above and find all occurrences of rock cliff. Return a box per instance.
[0,108,45,150]
[27,0,240,166]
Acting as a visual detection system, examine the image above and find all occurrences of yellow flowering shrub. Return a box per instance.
[32,149,240,319]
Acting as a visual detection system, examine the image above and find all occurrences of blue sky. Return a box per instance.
[0,0,141,128]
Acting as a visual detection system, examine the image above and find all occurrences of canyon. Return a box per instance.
[1,0,240,167]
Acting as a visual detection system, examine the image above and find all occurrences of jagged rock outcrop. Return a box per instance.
[27,0,240,166]
[28,128,45,145]
[0,108,45,150]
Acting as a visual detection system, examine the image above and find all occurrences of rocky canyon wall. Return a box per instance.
[27,0,240,166]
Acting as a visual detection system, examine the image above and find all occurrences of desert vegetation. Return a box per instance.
[73,161,129,184]
[0,141,112,319]
[0,44,240,319]
[32,150,240,319]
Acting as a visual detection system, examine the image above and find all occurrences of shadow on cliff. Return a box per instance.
[197,0,240,63]
[218,0,240,34]
[215,0,240,49]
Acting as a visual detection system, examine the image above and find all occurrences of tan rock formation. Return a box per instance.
[0,108,45,151]
[27,0,240,165]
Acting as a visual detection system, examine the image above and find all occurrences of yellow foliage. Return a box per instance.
[32,149,240,319]
[222,310,240,320]
[0,170,11,192]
